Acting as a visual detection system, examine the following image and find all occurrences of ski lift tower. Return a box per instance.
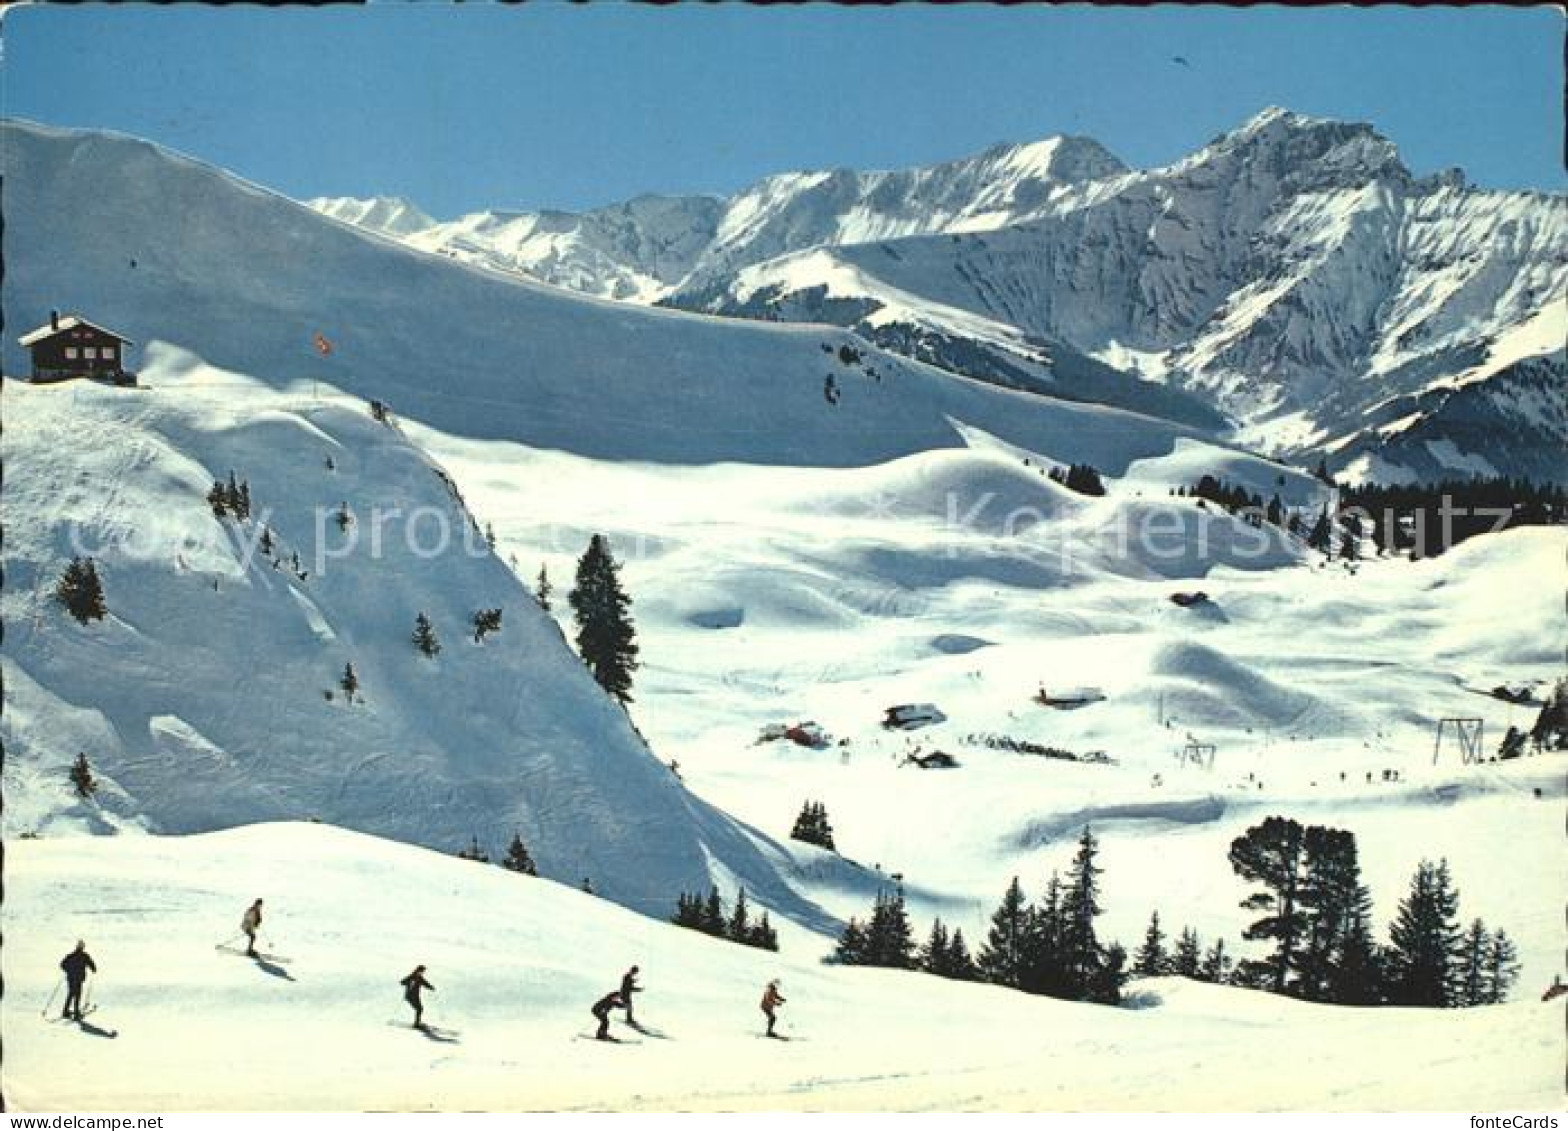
[1177,735,1217,769]
[1433,718,1485,765]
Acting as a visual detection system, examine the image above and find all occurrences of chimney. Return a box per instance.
[50,310,59,331]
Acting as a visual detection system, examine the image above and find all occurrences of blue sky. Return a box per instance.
[2,4,1562,217]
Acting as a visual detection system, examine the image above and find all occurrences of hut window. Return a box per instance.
[64,347,78,359]
[83,347,97,360]
[102,345,116,359]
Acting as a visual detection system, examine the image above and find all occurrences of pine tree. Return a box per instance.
[1307,508,1334,555]
[749,911,780,952]
[485,522,497,550]
[1228,816,1310,995]
[1023,872,1068,997]
[672,892,702,929]
[340,662,360,703]
[207,481,228,517]
[727,887,752,943]
[412,612,442,657]
[581,877,595,895]
[920,919,952,977]
[834,917,868,965]
[1060,826,1109,998]
[790,800,836,851]
[946,929,979,981]
[1088,942,1127,1005]
[1199,938,1232,984]
[472,607,503,643]
[55,557,108,624]
[1482,929,1519,1004]
[1385,858,1463,1007]
[535,565,553,611]
[1172,927,1203,978]
[700,886,725,937]
[1296,825,1364,1002]
[1328,895,1383,1005]
[501,833,537,876]
[864,889,916,969]
[1134,910,1170,977]
[978,876,1032,988]
[568,535,640,703]
[69,752,97,799]
[259,526,276,557]
[456,837,489,863]
[1455,918,1489,1007]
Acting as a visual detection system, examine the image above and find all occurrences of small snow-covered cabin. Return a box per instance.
[882,703,947,730]
[19,311,135,385]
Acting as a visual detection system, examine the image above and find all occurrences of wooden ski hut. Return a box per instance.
[19,311,135,385]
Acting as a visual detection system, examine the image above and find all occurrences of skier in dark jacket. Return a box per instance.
[240,898,264,957]
[591,990,624,1041]
[619,965,642,1024]
[400,965,434,1029]
[60,941,97,1021]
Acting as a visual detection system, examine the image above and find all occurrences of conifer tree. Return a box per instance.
[535,565,553,611]
[700,886,725,937]
[946,929,979,981]
[1228,816,1310,994]
[1328,897,1383,1005]
[749,911,779,952]
[978,876,1032,988]
[864,888,916,969]
[1199,938,1233,984]
[456,837,489,863]
[790,800,836,851]
[259,526,276,557]
[1088,942,1128,1005]
[1060,826,1110,997]
[412,612,442,657]
[727,887,752,943]
[1455,918,1489,1007]
[834,917,868,965]
[1385,858,1463,1007]
[1134,910,1170,977]
[1024,872,1068,997]
[501,833,538,876]
[69,752,97,799]
[55,557,108,624]
[921,919,952,977]
[1483,929,1519,1005]
[1296,825,1365,1001]
[340,661,360,703]
[472,607,503,642]
[1173,927,1203,978]
[568,535,639,703]
[1307,507,1334,554]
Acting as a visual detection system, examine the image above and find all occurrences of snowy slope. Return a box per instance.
[0,373,818,922]
[6,824,1561,1111]
[1,118,1213,470]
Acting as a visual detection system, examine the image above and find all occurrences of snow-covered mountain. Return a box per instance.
[314,109,1567,482]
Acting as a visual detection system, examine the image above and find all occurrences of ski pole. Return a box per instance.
[41,977,63,1018]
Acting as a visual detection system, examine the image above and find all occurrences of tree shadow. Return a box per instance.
[251,955,297,982]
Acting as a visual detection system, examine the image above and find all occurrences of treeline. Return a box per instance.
[1339,477,1566,558]
[835,827,1128,1005]
[1215,816,1517,1007]
[671,886,779,952]
[828,817,1521,1011]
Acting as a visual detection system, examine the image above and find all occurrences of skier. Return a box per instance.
[400,965,435,1029]
[619,964,642,1025]
[240,898,264,957]
[760,978,787,1037]
[591,990,624,1041]
[59,940,97,1021]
